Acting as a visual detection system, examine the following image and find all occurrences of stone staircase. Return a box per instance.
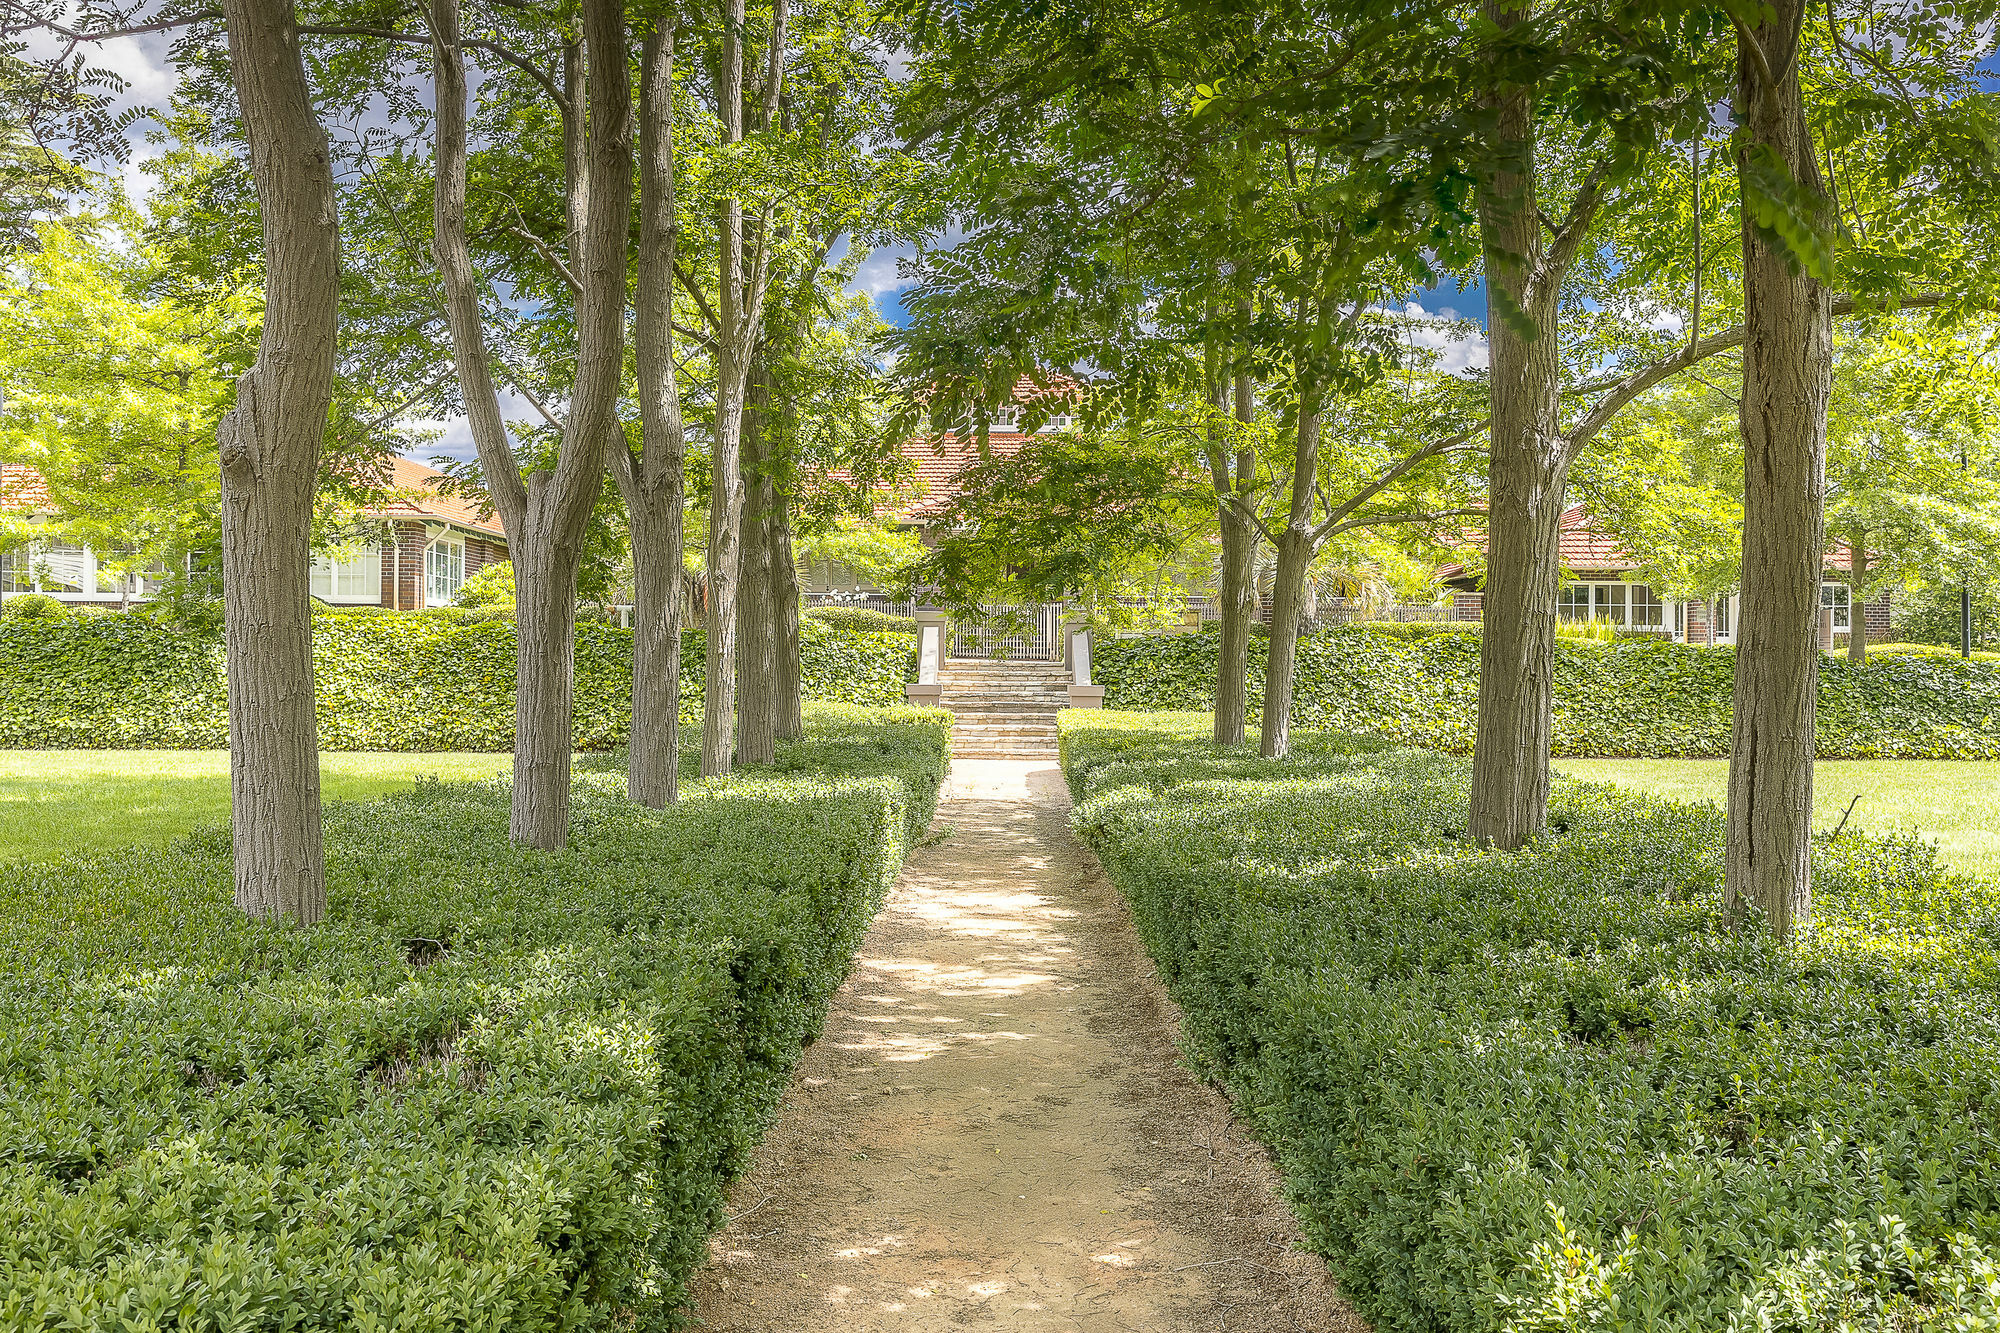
[938,660,1069,759]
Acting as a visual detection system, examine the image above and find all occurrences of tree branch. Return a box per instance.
[37,11,220,40]
[1562,291,1965,454]
[302,24,568,112]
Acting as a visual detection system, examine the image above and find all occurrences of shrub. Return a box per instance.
[803,604,917,633]
[1895,584,2000,651]
[1092,623,2000,758]
[453,560,516,609]
[0,706,947,1328]
[1062,712,2000,1333]
[1345,618,1480,640]
[0,615,918,750]
[0,592,64,620]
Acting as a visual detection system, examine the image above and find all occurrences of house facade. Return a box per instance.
[1439,506,1894,646]
[0,457,507,611]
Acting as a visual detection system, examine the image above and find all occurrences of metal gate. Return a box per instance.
[948,603,1062,661]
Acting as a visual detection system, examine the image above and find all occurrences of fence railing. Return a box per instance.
[948,603,1064,661]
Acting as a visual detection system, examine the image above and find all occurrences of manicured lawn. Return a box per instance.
[1554,757,2000,879]
[0,750,518,861]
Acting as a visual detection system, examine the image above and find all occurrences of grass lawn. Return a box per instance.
[0,751,517,861]
[1554,757,2000,880]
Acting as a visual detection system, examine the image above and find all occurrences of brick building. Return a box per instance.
[1,456,507,610]
[1439,505,1893,646]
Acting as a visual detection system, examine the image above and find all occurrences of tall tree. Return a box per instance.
[214,0,340,922]
[612,16,688,808]
[430,0,630,847]
[1726,0,1833,939]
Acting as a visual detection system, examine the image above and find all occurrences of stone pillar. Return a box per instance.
[907,608,946,707]
[1064,619,1104,708]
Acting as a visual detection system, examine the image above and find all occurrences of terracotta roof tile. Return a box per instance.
[0,463,51,512]
[895,432,1032,519]
[363,456,508,540]
[1440,504,1851,581]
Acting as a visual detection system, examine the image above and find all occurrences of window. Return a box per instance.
[1557,580,1667,628]
[992,406,1020,430]
[311,548,383,603]
[1628,583,1665,628]
[425,536,466,607]
[1821,582,1851,631]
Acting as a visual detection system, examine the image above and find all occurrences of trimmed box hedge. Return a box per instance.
[0,610,917,750]
[0,704,948,1329]
[1062,712,2000,1332]
[1093,624,2000,758]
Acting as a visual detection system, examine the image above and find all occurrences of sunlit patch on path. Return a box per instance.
[690,759,1365,1331]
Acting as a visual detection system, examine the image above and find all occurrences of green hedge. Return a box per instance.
[0,611,917,750]
[1062,712,2000,1332]
[1094,624,2000,758]
[0,705,948,1328]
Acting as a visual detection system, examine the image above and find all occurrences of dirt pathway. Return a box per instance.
[688,760,1365,1332]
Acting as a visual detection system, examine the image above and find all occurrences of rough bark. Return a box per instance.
[1725,0,1833,942]
[700,0,788,778]
[1465,4,1577,849]
[771,486,803,740]
[1208,314,1259,748]
[736,363,779,765]
[216,0,337,924]
[1845,528,1869,664]
[1259,398,1321,759]
[431,0,629,846]
[616,22,686,808]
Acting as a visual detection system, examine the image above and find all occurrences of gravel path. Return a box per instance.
[688,760,1366,1332]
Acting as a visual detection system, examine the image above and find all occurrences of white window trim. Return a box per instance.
[310,546,385,604]
[1821,581,1852,631]
[424,533,467,608]
[1,539,153,602]
[1556,579,1673,632]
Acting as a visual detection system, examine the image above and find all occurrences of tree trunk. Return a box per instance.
[1466,16,1569,850]
[430,0,628,846]
[736,364,779,764]
[1846,528,1869,664]
[622,23,686,808]
[1211,345,1258,747]
[511,540,581,842]
[217,0,338,924]
[1259,400,1320,759]
[771,482,803,740]
[703,371,746,777]
[1725,0,1833,942]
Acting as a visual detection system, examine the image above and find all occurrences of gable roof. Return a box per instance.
[2,456,507,542]
[1439,504,1862,581]
[362,456,507,540]
[0,464,49,513]
[895,431,1034,520]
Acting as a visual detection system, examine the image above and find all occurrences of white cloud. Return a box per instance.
[1400,302,1489,375]
[405,390,543,467]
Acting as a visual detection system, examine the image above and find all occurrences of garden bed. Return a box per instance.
[1062,711,2000,1330]
[0,705,948,1327]
[1091,624,2000,759]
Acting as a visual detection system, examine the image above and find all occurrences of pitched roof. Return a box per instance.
[0,464,50,512]
[362,456,507,540]
[1439,504,1858,581]
[895,432,1033,520]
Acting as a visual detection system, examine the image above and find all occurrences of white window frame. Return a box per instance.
[1821,581,1852,631]
[310,546,384,603]
[425,534,466,607]
[0,539,152,602]
[1556,579,1672,632]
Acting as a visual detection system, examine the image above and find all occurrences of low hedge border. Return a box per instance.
[1093,624,2000,759]
[0,704,948,1328]
[1062,711,2000,1331]
[0,613,918,751]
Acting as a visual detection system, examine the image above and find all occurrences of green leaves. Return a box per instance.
[0,612,919,751]
[1737,141,1837,283]
[0,708,948,1326]
[1063,710,2000,1333]
[1093,624,2000,759]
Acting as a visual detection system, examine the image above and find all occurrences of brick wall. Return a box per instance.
[380,522,430,609]
[1453,591,1483,622]
[1862,589,1894,642]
